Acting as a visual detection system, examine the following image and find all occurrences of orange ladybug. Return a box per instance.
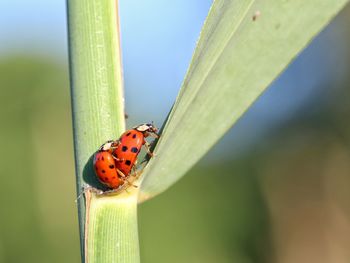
[113,123,159,177]
[93,140,123,189]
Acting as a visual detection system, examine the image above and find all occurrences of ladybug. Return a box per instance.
[113,123,159,178]
[93,140,124,189]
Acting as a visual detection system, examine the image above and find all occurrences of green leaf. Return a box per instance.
[139,0,349,201]
[67,0,138,262]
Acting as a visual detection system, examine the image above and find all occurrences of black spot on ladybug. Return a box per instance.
[131,147,138,153]
[104,177,108,181]
[126,132,131,136]
[112,176,116,179]
[101,156,104,161]
[109,164,115,169]
[122,146,128,152]
[125,160,131,166]
[132,134,136,139]
[102,170,106,173]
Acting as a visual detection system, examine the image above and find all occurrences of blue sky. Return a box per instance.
[0,0,348,160]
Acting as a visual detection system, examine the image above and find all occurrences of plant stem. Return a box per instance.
[85,190,140,263]
[67,0,137,262]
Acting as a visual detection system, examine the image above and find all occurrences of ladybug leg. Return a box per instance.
[132,160,139,170]
[112,156,125,162]
[131,165,138,177]
[140,158,147,164]
[130,163,144,179]
[116,168,127,178]
[116,168,137,188]
[127,180,138,188]
[133,169,143,180]
[119,175,138,189]
[115,168,139,188]
[144,142,156,157]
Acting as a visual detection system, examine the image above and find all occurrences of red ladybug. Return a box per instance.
[93,140,123,189]
[113,123,159,177]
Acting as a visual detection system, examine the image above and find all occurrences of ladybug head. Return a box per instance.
[134,123,158,136]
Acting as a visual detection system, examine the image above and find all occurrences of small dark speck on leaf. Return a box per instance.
[252,10,261,21]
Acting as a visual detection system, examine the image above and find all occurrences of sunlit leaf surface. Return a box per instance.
[139,0,349,201]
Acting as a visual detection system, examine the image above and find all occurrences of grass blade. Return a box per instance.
[67,0,138,262]
[139,0,349,201]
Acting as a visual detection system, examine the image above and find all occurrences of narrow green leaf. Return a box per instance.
[67,0,130,261]
[139,0,349,201]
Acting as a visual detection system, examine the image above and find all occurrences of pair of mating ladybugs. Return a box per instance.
[93,123,159,190]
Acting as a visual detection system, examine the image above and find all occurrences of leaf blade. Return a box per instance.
[67,0,126,260]
[139,0,349,201]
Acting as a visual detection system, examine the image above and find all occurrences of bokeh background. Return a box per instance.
[1,0,350,262]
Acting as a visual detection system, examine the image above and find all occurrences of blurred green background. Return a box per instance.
[1,1,350,262]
